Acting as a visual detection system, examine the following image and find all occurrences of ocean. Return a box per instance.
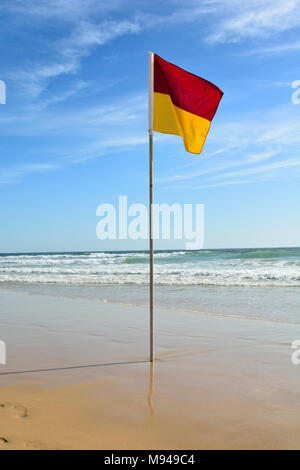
[0,247,299,287]
[0,247,299,324]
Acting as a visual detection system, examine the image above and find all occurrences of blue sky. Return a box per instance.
[0,0,299,252]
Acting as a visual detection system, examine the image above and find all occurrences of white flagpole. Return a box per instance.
[148,51,154,362]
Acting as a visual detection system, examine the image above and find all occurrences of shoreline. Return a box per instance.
[0,282,299,325]
[0,284,297,326]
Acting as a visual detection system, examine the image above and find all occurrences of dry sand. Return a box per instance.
[0,288,300,450]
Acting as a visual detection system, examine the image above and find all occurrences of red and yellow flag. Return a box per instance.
[152,54,223,154]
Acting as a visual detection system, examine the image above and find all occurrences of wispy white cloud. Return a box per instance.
[0,88,176,185]
[172,158,300,189]
[259,81,295,88]
[204,0,300,43]
[0,0,121,22]
[2,94,289,189]
[0,92,147,135]
[0,138,142,185]
[158,149,280,184]
[205,157,300,183]
[28,81,88,111]
[0,130,150,185]
[242,40,300,56]
[162,0,300,45]
[1,1,142,106]
[157,103,300,188]
[0,162,61,185]
[1,0,300,191]
[13,18,141,100]
[4,0,300,103]
[16,62,80,98]
[0,91,149,185]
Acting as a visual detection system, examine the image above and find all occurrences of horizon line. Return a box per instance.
[0,246,299,256]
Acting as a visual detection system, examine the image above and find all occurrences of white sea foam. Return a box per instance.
[0,248,299,286]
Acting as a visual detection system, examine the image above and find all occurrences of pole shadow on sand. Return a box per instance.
[0,360,148,376]
[0,360,156,418]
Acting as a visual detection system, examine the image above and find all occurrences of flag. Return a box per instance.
[152,54,223,154]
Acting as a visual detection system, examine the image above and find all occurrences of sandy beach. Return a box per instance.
[0,287,300,450]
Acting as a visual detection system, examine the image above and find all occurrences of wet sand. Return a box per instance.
[0,288,300,449]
